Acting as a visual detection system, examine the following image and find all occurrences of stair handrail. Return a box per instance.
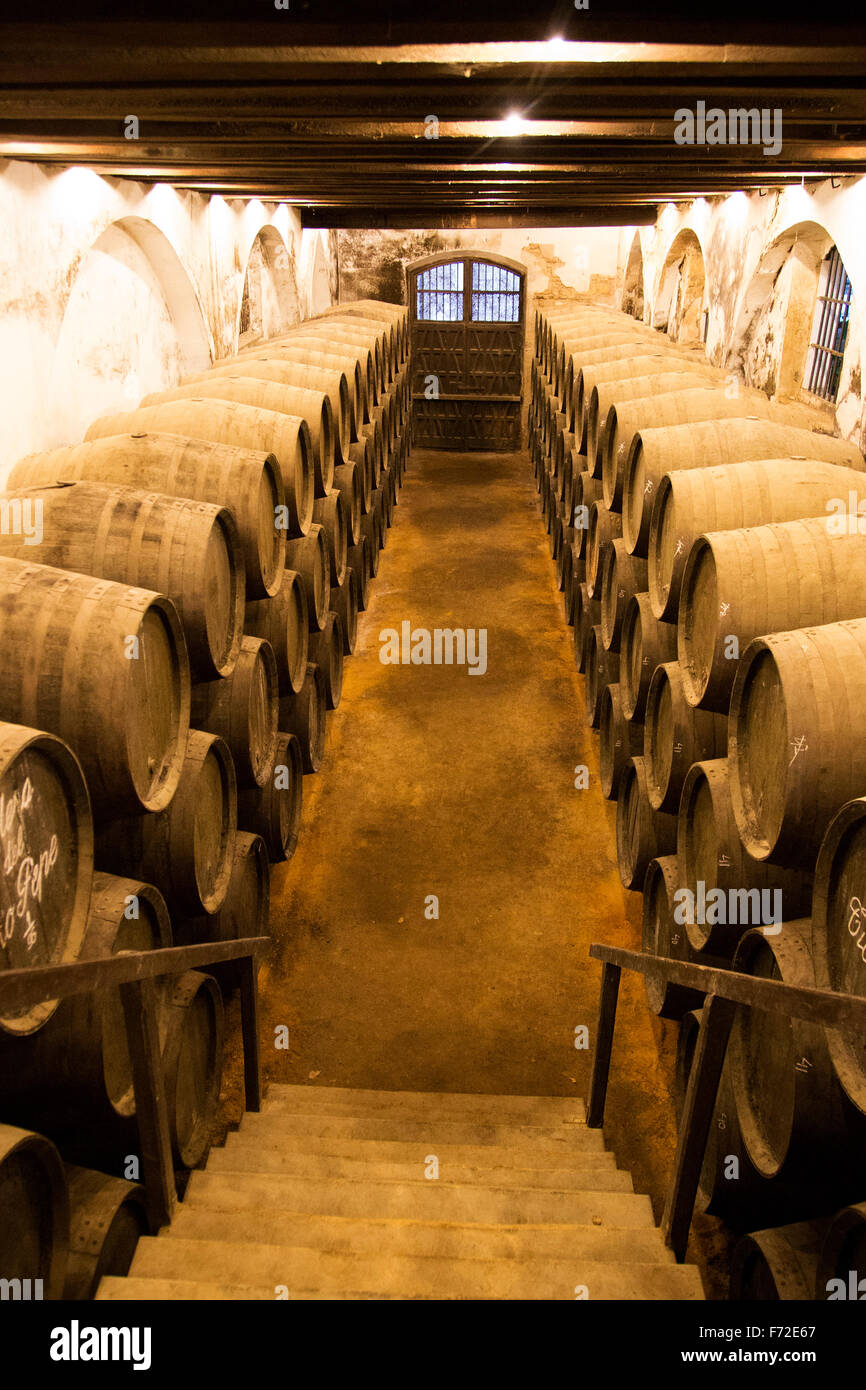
[0,935,270,1230]
[586,942,866,1262]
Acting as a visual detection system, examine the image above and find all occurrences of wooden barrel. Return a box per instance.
[63,1166,148,1300]
[191,636,279,790]
[599,682,642,800]
[233,342,368,428]
[193,358,351,464]
[730,920,850,1184]
[622,418,864,559]
[280,662,326,774]
[585,503,622,599]
[572,473,603,560]
[237,733,303,863]
[695,1059,767,1228]
[600,538,648,653]
[641,856,719,1019]
[95,730,237,916]
[331,565,359,656]
[0,1124,69,1299]
[619,592,677,722]
[140,377,335,498]
[730,1221,828,1300]
[6,433,285,602]
[649,460,866,623]
[312,492,348,590]
[615,756,677,890]
[812,796,866,1116]
[559,538,574,608]
[0,558,189,818]
[308,612,344,711]
[594,372,721,500]
[0,870,171,1127]
[360,419,385,480]
[585,625,619,728]
[361,508,382,577]
[729,619,866,869]
[176,831,270,951]
[0,481,244,682]
[574,583,600,674]
[85,399,314,540]
[160,970,223,1169]
[348,439,374,514]
[678,759,812,956]
[282,326,382,399]
[644,661,727,814]
[331,462,363,547]
[816,1203,866,1299]
[245,569,308,696]
[576,349,703,446]
[0,723,93,1035]
[321,308,400,376]
[287,524,330,632]
[296,319,391,386]
[348,538,371,611]
[679,516,866,714]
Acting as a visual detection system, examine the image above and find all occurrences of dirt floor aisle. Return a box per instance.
[222,445,692,1247]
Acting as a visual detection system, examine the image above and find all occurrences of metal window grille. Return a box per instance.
[471,262,521,322]
[805,247,852,402]
[416,261,464,321]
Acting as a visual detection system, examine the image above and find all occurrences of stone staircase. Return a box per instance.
[96,1086,705,1300]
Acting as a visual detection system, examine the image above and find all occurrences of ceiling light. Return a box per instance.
[500,111,527,136]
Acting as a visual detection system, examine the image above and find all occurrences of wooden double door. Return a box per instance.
[408,252,526,451]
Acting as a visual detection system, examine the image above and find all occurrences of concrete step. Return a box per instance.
[183,1170,656,1226]
[235,1120,609,1169]
[166,1206,674,1263]
[240,1110,602,1151]
[263,1084,587,1125]
[97,1278,277,1301]
[211,1138,632,1191]
[127,1237,704,1300]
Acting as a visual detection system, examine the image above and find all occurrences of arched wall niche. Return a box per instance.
[653,228,707,344]
[621,231,645,320]
[237,224,300,350]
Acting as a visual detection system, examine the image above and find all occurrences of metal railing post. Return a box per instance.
[587,959,621,1129]
[120,975,176,1230]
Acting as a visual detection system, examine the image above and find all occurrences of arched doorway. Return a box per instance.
[408,251,526,450]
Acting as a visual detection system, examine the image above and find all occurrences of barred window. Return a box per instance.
[805,247,852,402]
[471,262,521,322]
[416,261,464,321]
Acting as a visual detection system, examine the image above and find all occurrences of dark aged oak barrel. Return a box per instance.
[574,583,601,674]
[679,516,866,714]
[308,612,344,712]
[644,661,727,814]
[331,565,359,656]
[678,759,812,957]
[585,626,619,729]
[594,372,723,501]
[62,1166,148,1300]
[288,524,330,632]
[313,491,348,589]
[0,558,189,818]
[730,920,851,1185]
[695,1059,767,1229]
[160,970,224,1169]
[641,856,722,1019]
[648,459,866,623]
[0,481,244,683]
[85,399,314,540]
[191,636,279,790]
[729,620,866,869]
[0,870,171,1129]
[176,830,270,955]
[812,796,866,1116]
[600,539,648,653]
[190,358,352,464]
[348,537,371,611]
[816,1203,866,1299]
[279,663,326,775]
[237,733,303,863]
[585,503,622,600]
[0,1124,69,1299]
[233,342,368,428]
[599,683,642,800]
[361,508,382,577]
[348,439,374,514]
[245,569,308,697]
[360,418,385,481]
[95,730,237,917]
[0,723,93,1035]
[6,433,285,602]
[730,1221,829,1301]
[142,376,335,498]
[622,418,864,559]
[373,482,390,543]
[619,592,677,722]
[615,756,677,891]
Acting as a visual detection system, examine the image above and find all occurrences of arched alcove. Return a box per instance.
[237,225,299,349]
[653,229,707,344]
[621,231,645,320]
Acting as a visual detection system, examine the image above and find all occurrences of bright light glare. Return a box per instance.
[500,111,527,136]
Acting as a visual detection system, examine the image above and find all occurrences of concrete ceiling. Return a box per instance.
[2,4,865,226]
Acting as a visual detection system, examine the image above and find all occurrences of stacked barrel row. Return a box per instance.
[531,301,866,1284]
[0,298,412,1297]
